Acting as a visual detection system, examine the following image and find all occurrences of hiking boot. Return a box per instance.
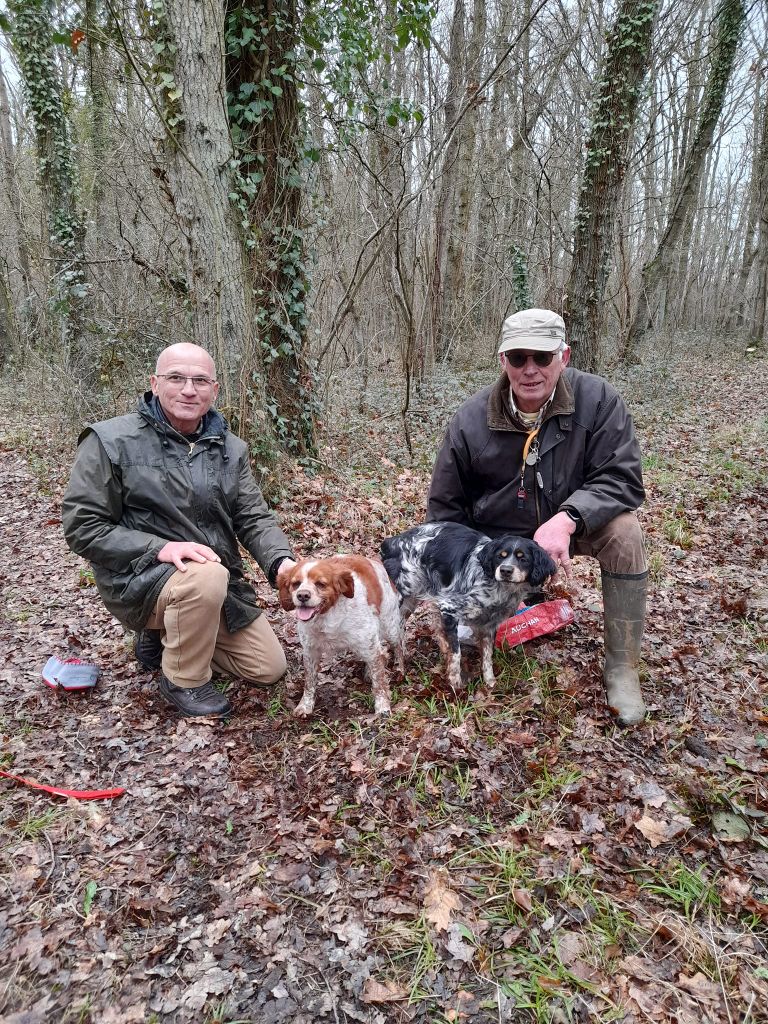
[135,629,163,671]
[602,571,648,726]
[158,674,232,718]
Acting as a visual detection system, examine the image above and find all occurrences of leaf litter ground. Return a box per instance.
[1,351,767,1024]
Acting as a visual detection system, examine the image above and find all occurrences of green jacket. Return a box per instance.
[62,394,294,632]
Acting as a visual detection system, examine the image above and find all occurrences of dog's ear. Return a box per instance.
[380,537,396,561]
[476,540,498,576]
[277,567,296,611]
[337,570,355,600]
[529,543,557,587]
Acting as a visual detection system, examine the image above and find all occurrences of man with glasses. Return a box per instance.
[62,342,296,718]
[428,309,648,726]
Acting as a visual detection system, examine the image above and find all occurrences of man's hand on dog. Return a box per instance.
[276,557,297,582]
[533,512,577,581]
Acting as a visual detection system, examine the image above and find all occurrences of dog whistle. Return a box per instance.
[517,486,527,509]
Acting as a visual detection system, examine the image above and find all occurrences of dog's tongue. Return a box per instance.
[295,607,316,621]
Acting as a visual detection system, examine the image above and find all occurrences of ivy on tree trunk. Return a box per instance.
[565,0,658,372]
[226,0,316,458]
[8,0,89,375]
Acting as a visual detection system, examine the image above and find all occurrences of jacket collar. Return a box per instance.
[138,392,228,443]
[487,371,575,431]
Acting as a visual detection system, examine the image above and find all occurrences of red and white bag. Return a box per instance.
[495,599,575,648]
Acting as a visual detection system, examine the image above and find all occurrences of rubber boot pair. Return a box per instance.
[601,571,648,726]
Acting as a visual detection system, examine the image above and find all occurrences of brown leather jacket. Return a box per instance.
[427,368,645,539]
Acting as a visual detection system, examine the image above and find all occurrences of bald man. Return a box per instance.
[62,343,296,718]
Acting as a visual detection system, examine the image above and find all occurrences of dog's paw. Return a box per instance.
[292,701,314,718]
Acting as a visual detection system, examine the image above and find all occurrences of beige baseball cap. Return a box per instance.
[498,308,565,353]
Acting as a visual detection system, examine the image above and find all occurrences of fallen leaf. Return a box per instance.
[711,810,750,843]
[179,967,235,1011]
[677,971,723,1004]
[444,922,475,963]
[634,812,693,848]
[424,869,462,932]
[361,979,409,1003]
[631,780,668,807]
[511,888,533,913]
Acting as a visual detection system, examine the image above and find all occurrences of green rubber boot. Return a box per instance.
[601,571,648,726]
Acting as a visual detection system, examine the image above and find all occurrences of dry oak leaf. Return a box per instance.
[634,812,693,848]
[100,1005,146,1023]
[631,781,668,808]
[677,971,724,1005]
[361,978,409,1003]
[330,918,369,951]
[541,829,578,850]
[180,967,235,1011]
[423,868,462,932]
[444,922,475,964]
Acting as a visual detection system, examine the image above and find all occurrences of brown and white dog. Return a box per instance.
[278,556,403,717]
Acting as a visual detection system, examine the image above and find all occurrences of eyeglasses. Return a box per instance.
[155,374,217,390]
[503,351,559,368]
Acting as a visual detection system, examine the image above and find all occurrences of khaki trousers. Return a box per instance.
[572,511,647,575]
[145,560,287,689]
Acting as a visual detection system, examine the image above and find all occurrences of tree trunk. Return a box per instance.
[84,0,111,241]
[160,0,262,430]
[225,0,315,457]
[8,0,89,372]
[565,0,658,372]
[732,72,767,330]
[749,76,768,346]
[0,51,33,305]
[427,0,466,360]
[626,0,746,358]
[441,0,486,353]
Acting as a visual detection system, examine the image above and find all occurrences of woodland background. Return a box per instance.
[1,1,767,1023]
[0,0,766,467]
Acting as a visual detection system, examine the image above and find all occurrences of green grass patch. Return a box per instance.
[638,862,721,921]
[16,808,60,840]
[661,507,693,549]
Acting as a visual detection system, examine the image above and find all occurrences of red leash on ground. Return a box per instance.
[0,769,125,800]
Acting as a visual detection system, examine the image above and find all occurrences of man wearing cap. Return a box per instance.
[428,309,648,726]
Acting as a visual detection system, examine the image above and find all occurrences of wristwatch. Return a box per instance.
[562,507,583,533]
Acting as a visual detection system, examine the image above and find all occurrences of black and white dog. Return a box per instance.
[381,523,556,690]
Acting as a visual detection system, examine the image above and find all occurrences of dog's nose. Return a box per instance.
[296,589,311,603]
[498,564,521,579]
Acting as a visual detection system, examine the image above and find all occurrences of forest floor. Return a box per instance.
[1,348,767,1024]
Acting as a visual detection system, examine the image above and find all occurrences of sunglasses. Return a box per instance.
[503,350,559,368]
